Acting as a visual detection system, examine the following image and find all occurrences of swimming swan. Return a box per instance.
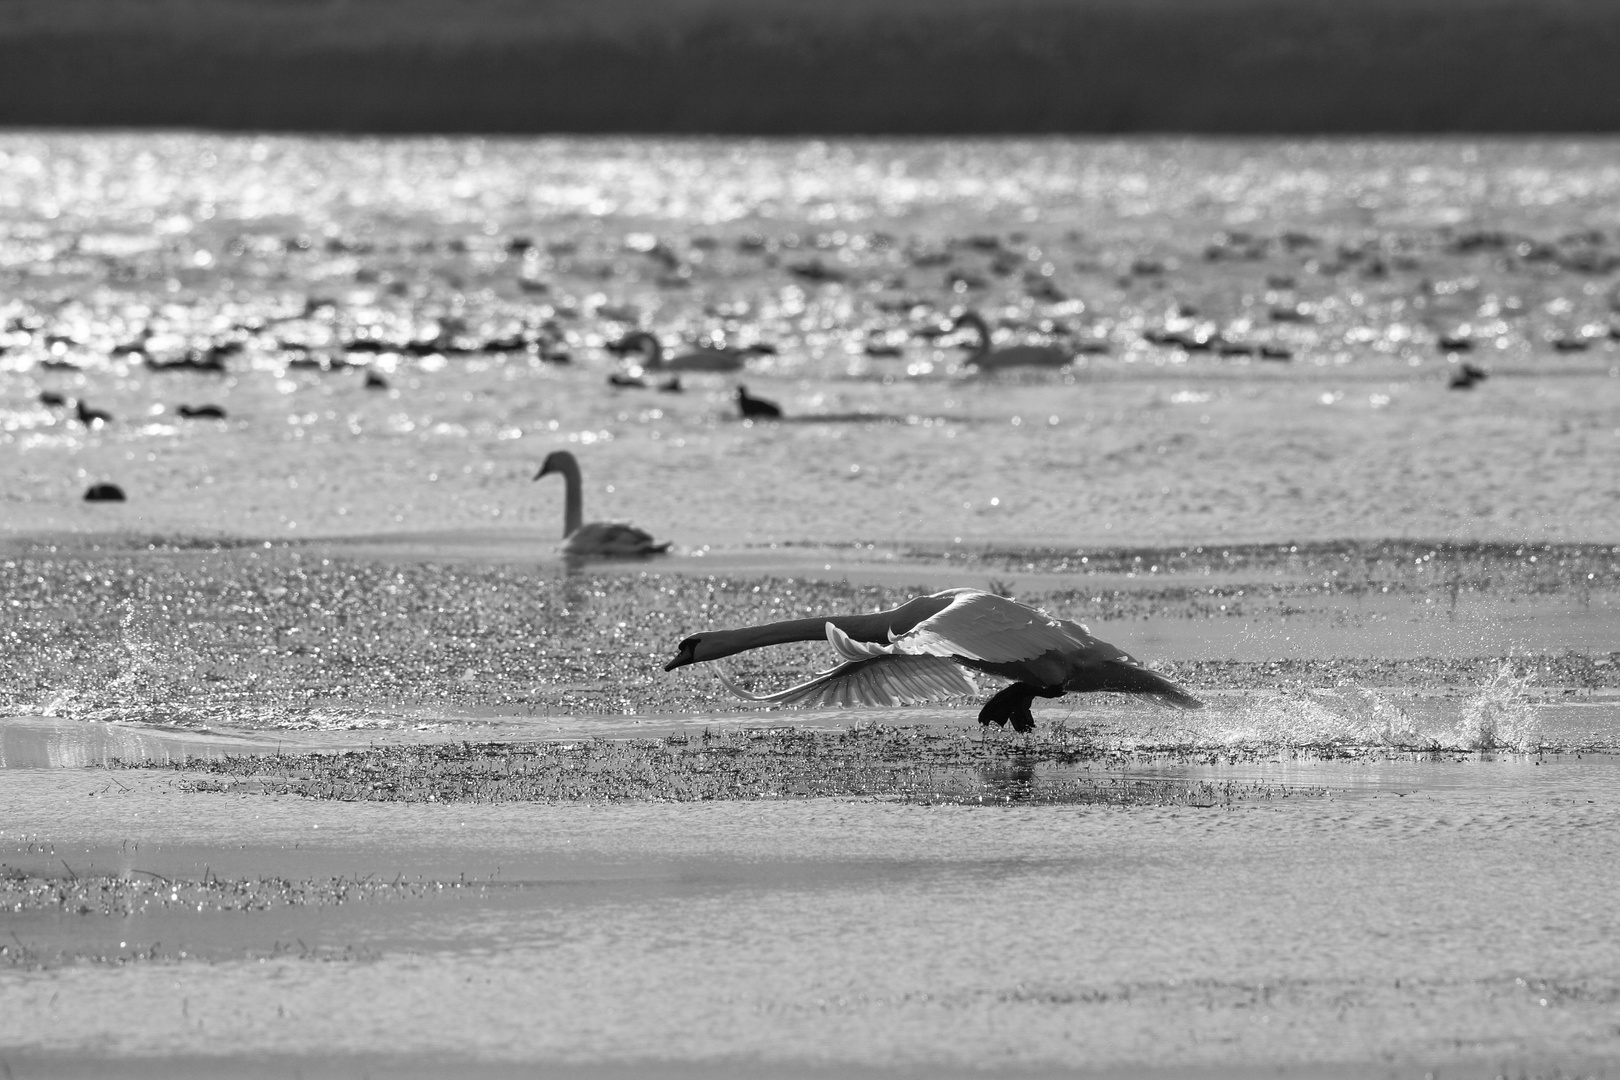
[664,588,1201,731]
[954,312,1072,370]
[618,331,757,373]
[534,450,671,557]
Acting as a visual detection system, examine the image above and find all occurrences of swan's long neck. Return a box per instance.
[958,313,991,359]
[632,333,664,367]
[694,613,884,662]
[554,457,584,537]
[687,593,956,665]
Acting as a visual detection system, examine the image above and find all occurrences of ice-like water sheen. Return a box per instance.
[3,764,1619,1076]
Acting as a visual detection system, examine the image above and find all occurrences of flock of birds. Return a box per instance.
[594,310,1080,415]
[50,289,1509,729]
[53,305,1080,505]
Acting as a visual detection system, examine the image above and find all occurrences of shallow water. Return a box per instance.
[4,759,1620,1076]
[2,134,1619,1076]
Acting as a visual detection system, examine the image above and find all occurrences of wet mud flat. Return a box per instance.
[4,749,1620,1078]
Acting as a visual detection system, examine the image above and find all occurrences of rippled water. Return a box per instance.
[4,761,1620,1076]
[3,135,1619,1076]
[3,134,1619,546]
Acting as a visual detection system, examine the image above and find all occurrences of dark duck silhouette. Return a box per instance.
[737,385,782,419]
[666,588,1202,732]
[75,400,113,426]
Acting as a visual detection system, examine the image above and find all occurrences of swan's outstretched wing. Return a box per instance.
[896,590,1088,663]
[718,633,977,708]
[899,591,1204,710]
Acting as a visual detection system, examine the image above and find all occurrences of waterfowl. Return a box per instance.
[38,391,67,407]
[737,385,782,419]
[617,331,760,373]
[83,482,125,502]
[534,450,671,557]
[953,312,1071,370]
[177,404,228,419]
[75,400,112,426]
[1449,362,1488,389]
[666,588,1202,732]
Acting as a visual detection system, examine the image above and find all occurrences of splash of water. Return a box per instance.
[1197,688,1421,748]
[1174,666,1541,752]
[1452,662,1541,752]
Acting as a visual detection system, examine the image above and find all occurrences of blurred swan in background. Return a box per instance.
[534,450,671,557]
[665,587,1201,731]
[617,330,763,373]
[953,311,1072,370]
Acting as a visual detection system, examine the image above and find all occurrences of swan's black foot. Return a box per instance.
[978,682,1065,734]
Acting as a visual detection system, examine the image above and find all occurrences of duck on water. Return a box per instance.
[665,588,1201,732]
[534,450,671,557]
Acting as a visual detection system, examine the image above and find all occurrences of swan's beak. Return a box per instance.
[664,637,699,671]
[533,465,550,480]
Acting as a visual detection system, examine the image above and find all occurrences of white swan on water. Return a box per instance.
[954,312,1072,370]
[664,588,1201,731]
[534,450,671,557]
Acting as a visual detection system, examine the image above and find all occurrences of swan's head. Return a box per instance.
[534,450,571,480]
[614,331,661,365]
[666,632,744,670]
[664,634,705,671]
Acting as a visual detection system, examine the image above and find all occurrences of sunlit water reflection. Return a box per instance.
[2,134,1618,1074]
[3,762,1619,1074]
[3,134,1619,546]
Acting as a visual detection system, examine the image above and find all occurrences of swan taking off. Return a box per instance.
[954,312,1072,370]
[534,450,671,557]
[665,588,1201,731]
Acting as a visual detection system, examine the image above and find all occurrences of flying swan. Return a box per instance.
[664,587,1202,731]
[534,450,671,557]
[954,312,1072,370]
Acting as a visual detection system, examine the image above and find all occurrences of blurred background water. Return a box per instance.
[3,134,1619,549]
[4,133,1620,1078]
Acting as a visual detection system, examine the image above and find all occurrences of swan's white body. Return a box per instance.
[534,450,670,557]
[666,588,1200,731]
[954,312,1072,370]
[621,331,750,373]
